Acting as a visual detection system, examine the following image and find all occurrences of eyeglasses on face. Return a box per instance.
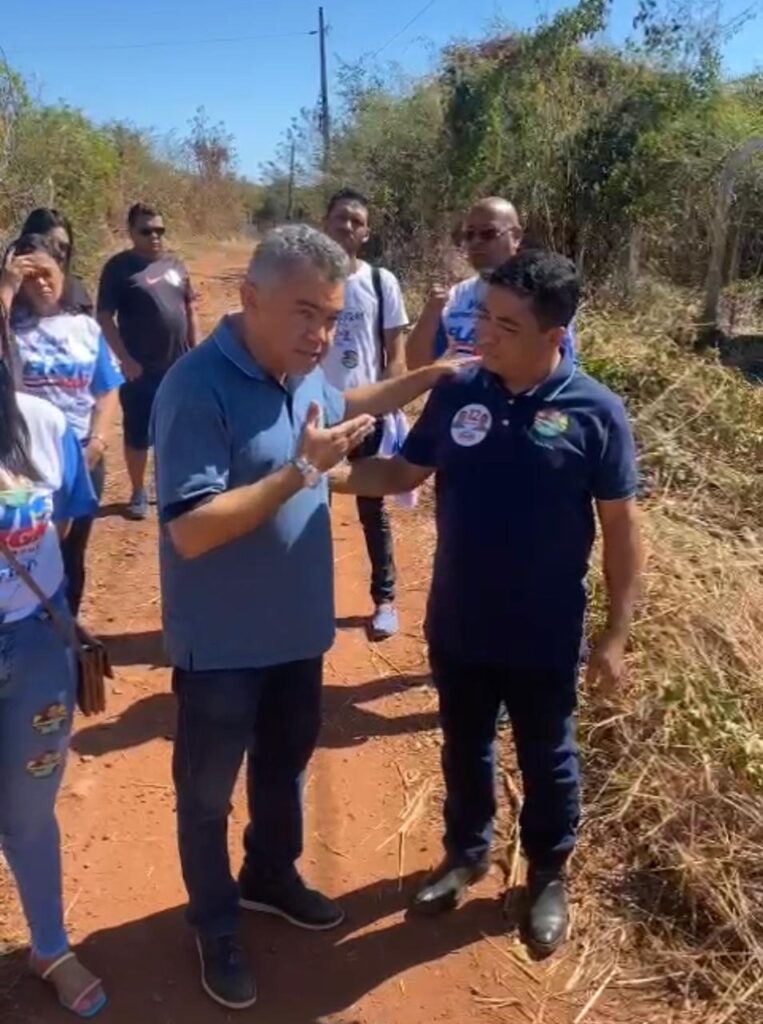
[139,226,166,238]
[462,226,512,245]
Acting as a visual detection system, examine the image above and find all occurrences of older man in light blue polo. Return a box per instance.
[153,224,459,1010]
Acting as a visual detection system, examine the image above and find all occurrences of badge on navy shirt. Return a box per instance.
[531,408,569,443]
[450,403,492,447]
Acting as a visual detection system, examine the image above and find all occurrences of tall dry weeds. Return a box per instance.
[578,296,763,1023]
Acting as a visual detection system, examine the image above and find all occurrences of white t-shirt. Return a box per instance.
[437,276,484,355]
[14,313,123,441]
[0,393,96,622]
[322,262,408,390]
[435,275,577,357]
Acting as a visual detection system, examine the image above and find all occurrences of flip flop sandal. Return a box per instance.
[37,951,108,1019]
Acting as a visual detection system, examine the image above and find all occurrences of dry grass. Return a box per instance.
[576,297,763,1023]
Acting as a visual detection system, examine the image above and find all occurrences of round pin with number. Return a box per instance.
[450,404,492,447]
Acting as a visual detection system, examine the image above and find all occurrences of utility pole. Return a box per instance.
[318,6,330,170]
[285,133,296,221]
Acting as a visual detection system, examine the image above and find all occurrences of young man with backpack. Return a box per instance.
[322,189,409,639]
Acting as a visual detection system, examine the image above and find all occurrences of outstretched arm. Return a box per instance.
[330,455,432,498]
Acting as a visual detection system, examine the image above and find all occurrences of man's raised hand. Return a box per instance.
[298,402,375,472]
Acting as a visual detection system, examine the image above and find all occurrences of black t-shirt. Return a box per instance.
[97,251,192,372]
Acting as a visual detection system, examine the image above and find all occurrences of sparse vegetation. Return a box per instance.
[0,63,261,276]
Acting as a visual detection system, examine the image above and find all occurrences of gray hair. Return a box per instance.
[247,223,349,287]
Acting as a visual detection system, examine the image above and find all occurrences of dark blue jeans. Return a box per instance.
[430,651,580,871]
[172,658,323,938]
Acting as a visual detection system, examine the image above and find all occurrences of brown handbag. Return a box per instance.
[0,537,112,716]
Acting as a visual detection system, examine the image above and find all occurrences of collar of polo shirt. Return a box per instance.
[486,346,577,403]
[214,315,268,381]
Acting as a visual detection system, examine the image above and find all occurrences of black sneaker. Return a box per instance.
[411,858,491,916]
[196,934,257,1010]
[239,874,345,931]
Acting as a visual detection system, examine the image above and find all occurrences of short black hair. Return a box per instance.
[490,249,580,330]
[128,202,161,228]
[326,188,369,216]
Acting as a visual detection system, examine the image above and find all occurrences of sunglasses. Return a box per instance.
[463,226,512,245]
[139,226,166,238]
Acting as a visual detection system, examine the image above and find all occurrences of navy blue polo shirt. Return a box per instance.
[402,352,638,669]
[153,315,345,671]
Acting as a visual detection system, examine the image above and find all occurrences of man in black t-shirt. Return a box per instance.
[97,203,198,519]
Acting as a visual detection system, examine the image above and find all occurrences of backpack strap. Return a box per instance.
[371,265,387,374]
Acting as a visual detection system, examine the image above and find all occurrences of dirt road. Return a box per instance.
[1,241,627,1024]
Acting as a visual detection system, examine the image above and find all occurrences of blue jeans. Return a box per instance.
[430,651,580,871]
[172,658,323,939]
[0,600,76,957]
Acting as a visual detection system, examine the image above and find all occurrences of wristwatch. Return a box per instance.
[291,455,322,489]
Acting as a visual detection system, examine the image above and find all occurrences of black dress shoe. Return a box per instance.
[411,859,490,916]
[525,866,568,956]
[239,873,345,931]
[196,933,257,1010]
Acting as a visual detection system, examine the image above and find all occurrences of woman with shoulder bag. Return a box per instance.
[0,301,108,1018]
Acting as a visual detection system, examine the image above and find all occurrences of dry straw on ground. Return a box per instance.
[577,294,763,1024]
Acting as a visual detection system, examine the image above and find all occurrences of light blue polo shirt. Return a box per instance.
[153,315,345,671]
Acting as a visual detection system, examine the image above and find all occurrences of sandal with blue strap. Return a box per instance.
[32,951,107,1019]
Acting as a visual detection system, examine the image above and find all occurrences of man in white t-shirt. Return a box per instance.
[407,198,576,370]
[322,189,409,639]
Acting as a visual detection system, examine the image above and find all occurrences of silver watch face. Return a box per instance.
[294,457,321,488]
[304,466,322,489]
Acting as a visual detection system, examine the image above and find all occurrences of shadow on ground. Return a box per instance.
[71,673,436,758]
[716,332,763,382]
[104,630,167,668]
[1,874,511,1024]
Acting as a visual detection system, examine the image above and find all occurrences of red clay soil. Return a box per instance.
[0,241,640,1024]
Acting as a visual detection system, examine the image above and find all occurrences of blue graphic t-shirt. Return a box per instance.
[434,276,576,358]
[0,393,97,623]
[14,313,123,442]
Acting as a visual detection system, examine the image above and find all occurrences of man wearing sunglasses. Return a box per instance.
[407,197,574,369]
[97,203,198,519]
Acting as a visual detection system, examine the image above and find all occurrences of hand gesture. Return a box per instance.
[298,402,375,473]
[1,252,47,297]
[434,341,481,375]
[424,283,450,313]
[585,629,628,703]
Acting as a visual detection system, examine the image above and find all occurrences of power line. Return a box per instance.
[369,0,439,59]
[5,30,317,55]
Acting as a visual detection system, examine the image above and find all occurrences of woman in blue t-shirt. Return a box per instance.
[0,305,107,1017]
[0,234,123,614]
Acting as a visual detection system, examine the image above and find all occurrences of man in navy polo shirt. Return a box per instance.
[153,224,464,1010]
[333,249,642,955]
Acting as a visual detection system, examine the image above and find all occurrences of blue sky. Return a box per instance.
[4,0,761,179]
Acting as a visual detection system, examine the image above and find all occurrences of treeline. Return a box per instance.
[0,62,262,275]
[261,0,763,291]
